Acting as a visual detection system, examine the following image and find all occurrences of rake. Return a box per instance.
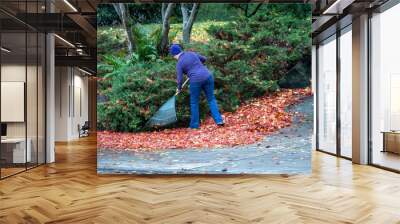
[146,78,189,128]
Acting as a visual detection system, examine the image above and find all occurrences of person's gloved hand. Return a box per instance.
[176,88,181,95]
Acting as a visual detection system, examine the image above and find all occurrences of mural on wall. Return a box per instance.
[96,3,313,174]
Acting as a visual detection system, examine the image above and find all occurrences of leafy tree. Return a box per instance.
[97,4,120,26]
[97,4,161,26]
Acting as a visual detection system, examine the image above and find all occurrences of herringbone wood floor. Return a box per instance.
[1,135,400,224]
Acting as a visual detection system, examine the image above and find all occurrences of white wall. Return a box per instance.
[55,67,89,141]
[1,65,26,130]
[55,66,69,141]
[1,65,26,141]
[72,73,89,138]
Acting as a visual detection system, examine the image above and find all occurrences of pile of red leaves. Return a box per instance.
[98,88,312,151]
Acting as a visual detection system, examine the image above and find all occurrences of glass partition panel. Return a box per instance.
[38,32,45,165]
[27,31,38,169]
[317,35,337,154]
[371,4,400,171]
[339,26,352,158]
[0,0,46,179]
[1,31,27,177]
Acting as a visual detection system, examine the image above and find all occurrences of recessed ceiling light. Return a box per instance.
[322,0,354,15]
[54,34,75,48]
[63,0,78,12]
[78,67,93,76]
[1,47,11,53]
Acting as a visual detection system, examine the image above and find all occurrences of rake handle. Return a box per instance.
[175,78,190,96]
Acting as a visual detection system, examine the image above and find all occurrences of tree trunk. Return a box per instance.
[160,3,175,54]
[181,3,200,44]
[161,3,166,21]
[113,3,135,55]
[181,3,189,28]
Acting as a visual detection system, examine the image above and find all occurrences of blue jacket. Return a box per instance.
[176,51,211,90]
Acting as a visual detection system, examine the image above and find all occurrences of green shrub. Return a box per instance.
[204,6,311,84]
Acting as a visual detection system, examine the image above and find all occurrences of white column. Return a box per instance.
[312,45,317,150]
[46,32,55,163]
[352,14,369,164]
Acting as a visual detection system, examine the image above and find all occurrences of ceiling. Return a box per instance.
[0,0,100,74]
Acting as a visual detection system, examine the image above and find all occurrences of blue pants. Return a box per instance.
[189,76,223,128]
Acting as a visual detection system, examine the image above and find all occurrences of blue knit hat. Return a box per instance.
[169,44,182,56]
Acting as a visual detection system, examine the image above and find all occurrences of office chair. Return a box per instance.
[79,121,90,138]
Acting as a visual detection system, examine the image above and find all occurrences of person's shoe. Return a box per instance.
[217,122,225,127]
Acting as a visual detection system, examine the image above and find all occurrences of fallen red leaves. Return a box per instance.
[98,88,313,151]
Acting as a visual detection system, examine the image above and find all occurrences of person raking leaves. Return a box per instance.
[170,44,225,129]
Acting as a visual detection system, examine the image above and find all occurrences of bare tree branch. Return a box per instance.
[232,3,263,18]
[181,3,200,44]
[161,3,167,21]
[247,3,263,17]
[113,3,135,54]
[181,3,189,28]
